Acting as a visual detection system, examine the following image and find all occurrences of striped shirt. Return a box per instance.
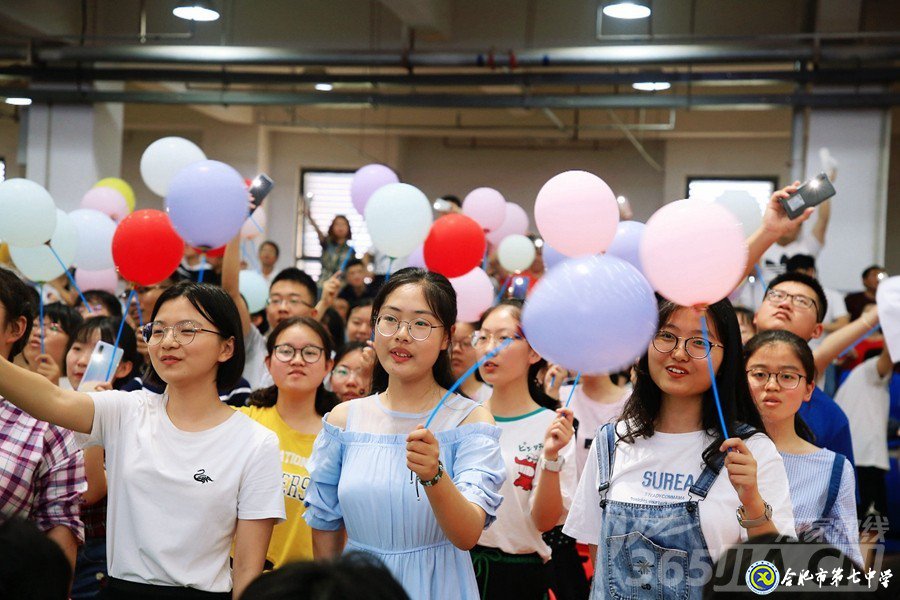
[780,449,862,567]
[0,398,87,543]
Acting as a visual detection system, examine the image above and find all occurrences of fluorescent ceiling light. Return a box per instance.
[314,83,334,92]
[173,2,220,22]
[4,97,32,106]
[602,1,651,19]
[632,81,671,92]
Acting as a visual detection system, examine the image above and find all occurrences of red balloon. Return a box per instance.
[192,245,226,258]
[423,214,486,278]
[112,210,184,286]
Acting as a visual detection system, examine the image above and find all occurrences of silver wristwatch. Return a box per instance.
[736,502,773,528]
[541,454,565,472]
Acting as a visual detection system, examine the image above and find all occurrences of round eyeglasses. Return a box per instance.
[765,289,817,311]
[273,344,324,364]
[141,321,225,346]
[374,314,442,341]
[651,331,723,360]
[471,330,523,349]
[746,369,806,390]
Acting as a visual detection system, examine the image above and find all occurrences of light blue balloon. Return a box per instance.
[165,160,248,249]
[0,178,57,247]
[522,254,658,374]
[364,183,433,258]
[10,210,77,282]
[239,269,269,314]
[606,221,646,275]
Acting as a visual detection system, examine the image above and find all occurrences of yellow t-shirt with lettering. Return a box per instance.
[240,405,317,567]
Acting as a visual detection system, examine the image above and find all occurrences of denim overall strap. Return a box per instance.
[595,423,617,497]
[687,424,756,499]
[821,453,846,519]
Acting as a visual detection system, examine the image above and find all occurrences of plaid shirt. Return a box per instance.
[0,398,86,543]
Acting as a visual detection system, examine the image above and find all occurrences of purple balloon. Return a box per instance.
[541,243,569,270]
[406,244,426,269]
[522,254,658,374]
[350,164,399,216]
[165,160,248,249]
[606,221,646,274]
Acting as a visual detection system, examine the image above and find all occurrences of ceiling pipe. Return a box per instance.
[3,87,896,108]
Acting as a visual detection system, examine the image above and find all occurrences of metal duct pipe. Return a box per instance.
[2,87,896,108]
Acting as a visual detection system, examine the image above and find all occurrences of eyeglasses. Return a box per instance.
[267,295,315,310]
[765,289,818,311]
[331,365,366,380]
[273,343,324,364]
[33,320,63,335]
[746,368,807,390]
[141,321,225,346]
[451,337,474,350]
[652,331,723,360]
[471,330,523,349]
[375,314,442,341]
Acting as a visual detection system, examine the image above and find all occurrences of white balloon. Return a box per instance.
[140,137,207,197]
[365,183,433,258]
[10,210,78,282]
[498,234,536,273]
[69,209,116,270]
[714,191,763,239]
[0,179,57,247]
[239,269,269,313]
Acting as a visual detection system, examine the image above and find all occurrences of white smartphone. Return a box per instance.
[77,341,124,391]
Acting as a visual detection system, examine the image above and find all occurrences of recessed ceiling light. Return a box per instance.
[315,83,334,92]
[4,97,32,106]
[632,82,671,92]
[173,1,220,22]
[603,1,651,19]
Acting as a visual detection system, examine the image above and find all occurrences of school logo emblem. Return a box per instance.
[745,560,779,595]
[193,469,214,484]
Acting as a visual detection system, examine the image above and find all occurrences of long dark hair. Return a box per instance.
[65,317,142,388]
[370,268,456,394]
[248,317,338,416]
[476,299,558,410]
[743,330,816,444]
[620,297,766,470]
[326,215,352,245]
[144,282,245,390]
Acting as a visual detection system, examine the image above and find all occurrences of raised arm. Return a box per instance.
[304,204,327,245]
[813,306,879,377]
[531,408,575,532]
[0,354,94,434]
[741,181,812,281]
[224,234,252,338]
[811,199,831,246]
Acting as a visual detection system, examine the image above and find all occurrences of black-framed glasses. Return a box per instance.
[746,368,807,390]
[651,331,723,360]
[374,314,442,341]
[273,343,324,364]
[267,295,315,310]
[471,330,523,349]
[765,289,818,311]
[141,321,225,346]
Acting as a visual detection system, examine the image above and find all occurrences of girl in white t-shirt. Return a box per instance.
[0,282,286,599]
[471,300,582,600]
[564,299,796,600]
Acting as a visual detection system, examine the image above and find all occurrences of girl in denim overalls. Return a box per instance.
[564,299,797,599]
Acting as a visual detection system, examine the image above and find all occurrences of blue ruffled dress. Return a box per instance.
[304,393,506,599]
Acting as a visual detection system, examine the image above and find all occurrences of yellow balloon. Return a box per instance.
[0,242,10,264]
[94,178,136,213]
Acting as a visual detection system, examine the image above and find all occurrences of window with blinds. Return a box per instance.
[297,170,372,281]
[686,177,776,214]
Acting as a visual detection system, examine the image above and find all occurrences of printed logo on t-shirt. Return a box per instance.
[193,469,214,484]
[513,456,537,491]
[283,473,310,502]
[642,470,694,492]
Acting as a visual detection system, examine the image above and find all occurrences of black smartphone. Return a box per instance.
[249,174,274,213]
[779,172,835,219]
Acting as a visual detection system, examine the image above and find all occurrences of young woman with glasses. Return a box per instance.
[0,282,285,599]
[330,341,374,403]
[469,299,582,600]
[564,298,797,600]
[21,302,83,386]
[303,267,506,600]
[450,321,493,403]
[241,316,339,568]
[744,330,862,567]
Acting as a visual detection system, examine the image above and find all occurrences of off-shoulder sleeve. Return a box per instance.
[445,423,506,529]
[303,419,345,531]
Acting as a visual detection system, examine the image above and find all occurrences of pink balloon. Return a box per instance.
[450,267,494,322]
[534,170,619,257]
[641,200,748,306]
[75,267,119,295]
[406,244,426,269]
[463,188,507,232]
[240,210,266,239]
[350,164,399,216]
[81,187,129,222]
[486,202,530,246]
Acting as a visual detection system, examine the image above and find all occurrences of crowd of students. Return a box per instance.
[0,181,896,600]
